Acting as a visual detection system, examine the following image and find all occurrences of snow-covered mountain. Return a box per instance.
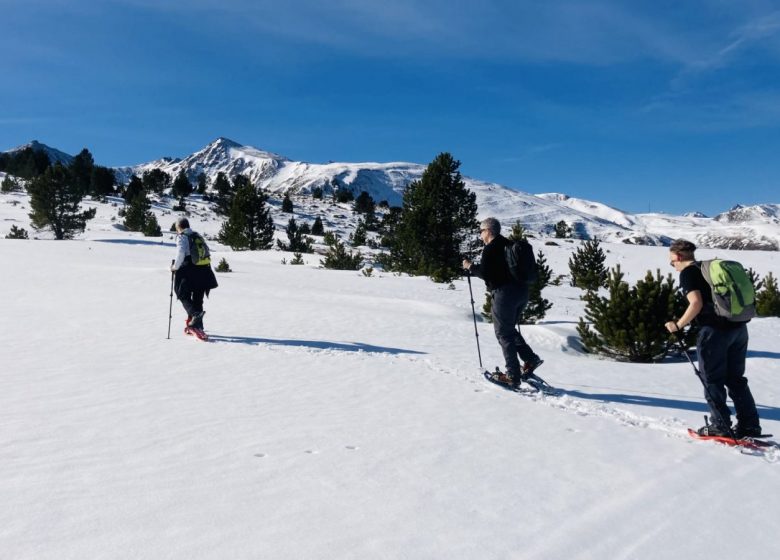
[5,140,74,166]
[5,138,780,250]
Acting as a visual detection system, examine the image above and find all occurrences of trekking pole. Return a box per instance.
[466,271,483,369]
[167,259,175,340]
[673,330,740,444]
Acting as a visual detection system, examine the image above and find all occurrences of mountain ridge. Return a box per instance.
[4,138,779,250]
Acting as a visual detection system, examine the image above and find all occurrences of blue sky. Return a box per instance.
[2,0,780,215]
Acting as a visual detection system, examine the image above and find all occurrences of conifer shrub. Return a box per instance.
[321,238,363,270]
[554,220,572,238]
[290,252,305,265]
[350,219,368,246]
[481,291,493,322]
[277,217,314,253]
[141,213,162,237]
[576,266,692,362]
[281,192,294,213]
[1,175,22,192]
[569,238,608,290]
[519,250,553,324]
[215,257,232,273]
[5,225,29,239]
[756,272,780,317]
[311,216,324,236]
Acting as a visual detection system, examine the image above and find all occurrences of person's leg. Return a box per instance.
[724,325,760,431]
[697,326,732,429]
[492,288,522,380]
[512,286,540,365]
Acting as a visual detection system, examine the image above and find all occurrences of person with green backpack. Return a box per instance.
[664,238,761,438]
[171,217,218,331]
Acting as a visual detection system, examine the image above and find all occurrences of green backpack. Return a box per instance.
[697,259,756,322]
[185,232,211,266]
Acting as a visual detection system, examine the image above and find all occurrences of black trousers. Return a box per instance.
[178,288,204,318]
[491,283,539,379]
[697,324,760,429]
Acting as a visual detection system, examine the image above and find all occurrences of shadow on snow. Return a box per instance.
[93,238,175,247]
[207,334,426,356]
[559,386,780,422]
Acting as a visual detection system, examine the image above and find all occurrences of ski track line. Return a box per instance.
[402,355,780,463]
[204,336,780,462]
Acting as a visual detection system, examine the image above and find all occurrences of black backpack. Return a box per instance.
[505,238,538,286]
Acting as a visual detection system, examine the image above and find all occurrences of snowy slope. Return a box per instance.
[2,195,780,558]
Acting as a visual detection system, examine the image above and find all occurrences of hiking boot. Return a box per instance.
[490,369,515,387]
[522,357,544,377]
[735,424,762,438]
[697,424,732,437]
[189,311,205,330]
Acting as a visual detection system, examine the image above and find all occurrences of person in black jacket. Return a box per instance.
[664,238,761,437]
[171,217,218,331]
[463,217,542,387]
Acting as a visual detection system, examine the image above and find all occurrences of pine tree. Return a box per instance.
[142,169,170,195]
[123,189,158,236]
[576,266,690,362]
[747,267,764,293]
[507,220,529,241]
[171,171,194,202]
[281,192,294,213]
[756,272,780,317]
[90,165,116,199]
[569,238,608,290]
[0,147,50,178]
[69,148,94,197]
[141,213,162,237]
[218,181,275,250]
[354,191,376,215]
[277,217,313,253]
[554,220,572,238]
[350,219,368,246]
[1,175,22,193]
[386,152,478,283]
[196,173,208,195]
[311,216,324,236]
[519,250,554,324]
[481,291,493,322]
[320,237,363,270]
[312,186,324,200]
[27,163,95,239]
[213,172,233,215]
[123,175,144,202]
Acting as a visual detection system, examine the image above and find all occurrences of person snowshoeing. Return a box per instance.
[463,217,542,388]
[664,238,761,438]
[171,217,218,332]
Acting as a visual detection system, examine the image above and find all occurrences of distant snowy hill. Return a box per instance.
[5,140,74,166]
[4,138,780,250]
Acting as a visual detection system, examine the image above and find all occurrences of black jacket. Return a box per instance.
[470,235,513,291]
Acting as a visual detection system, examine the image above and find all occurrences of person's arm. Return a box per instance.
[171,235,187,271]
[665,290,704,332]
